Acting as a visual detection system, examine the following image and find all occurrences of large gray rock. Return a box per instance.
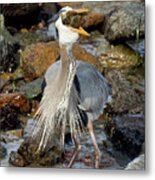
[82,1,144,42]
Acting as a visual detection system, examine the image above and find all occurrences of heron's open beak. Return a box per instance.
[69,26,90,37]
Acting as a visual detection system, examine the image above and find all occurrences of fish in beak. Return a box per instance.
[68,8,90,37]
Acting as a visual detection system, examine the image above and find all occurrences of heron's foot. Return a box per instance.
[94,151,102,169]
[67,144,82,168]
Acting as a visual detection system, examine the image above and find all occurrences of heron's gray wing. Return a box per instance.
[76,61,111,121]
[44,61,60,85]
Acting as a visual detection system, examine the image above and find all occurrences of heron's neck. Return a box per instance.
[56,43,76,103]
[59,43,76,72]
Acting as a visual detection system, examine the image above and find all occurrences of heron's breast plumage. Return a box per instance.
[45,60,111,122]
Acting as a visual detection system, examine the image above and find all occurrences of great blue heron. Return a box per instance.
[33,6,111,169]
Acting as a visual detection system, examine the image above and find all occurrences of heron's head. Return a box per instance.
[52,6,90,46]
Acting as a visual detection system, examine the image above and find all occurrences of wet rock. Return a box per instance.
[9,151,27,167]
[98,45,138,69]
[82,1,144,42]
[0,143,7,159]
[21,41,101,80]
[0,14,20,73]
[7,118,63,167]
[19,77,44,99]
[9,137,62,167]
[0,106,21,131]
[125,154,145,170]
[0,93,30,113]
[105,114,145,159]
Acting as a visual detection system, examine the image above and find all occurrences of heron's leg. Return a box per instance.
[67,133,81,168]
[87,121,101,169]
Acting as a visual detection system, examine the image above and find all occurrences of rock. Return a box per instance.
[103,3,144,42]
[21,41,60,80]
[57,2,83,8]
[46,22,58,40]
[0,93,30,113]
[0,76,9,92]
[82,1,144,42]
[73,43,101,70]
[105,114,145,159]
[83,13,104,29]
[9,151,27,167]
[21,41,101,80]
[19,77,44,99]
[125,39,145,57]
[125,154,145,170]
[9,137,62,167]
[1,4,41,29]
[0,14,20,73]
[0,73,14,80]
[1,3,58,31]
[15,31,42,48]
[0,143,7,159]
[105,69,144,114]
[1,4,40,17]
[0,106,21,131]
[62,11,104,29]
[8,118,63,167]
[98,45,138,69]
[96,36,110,56]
